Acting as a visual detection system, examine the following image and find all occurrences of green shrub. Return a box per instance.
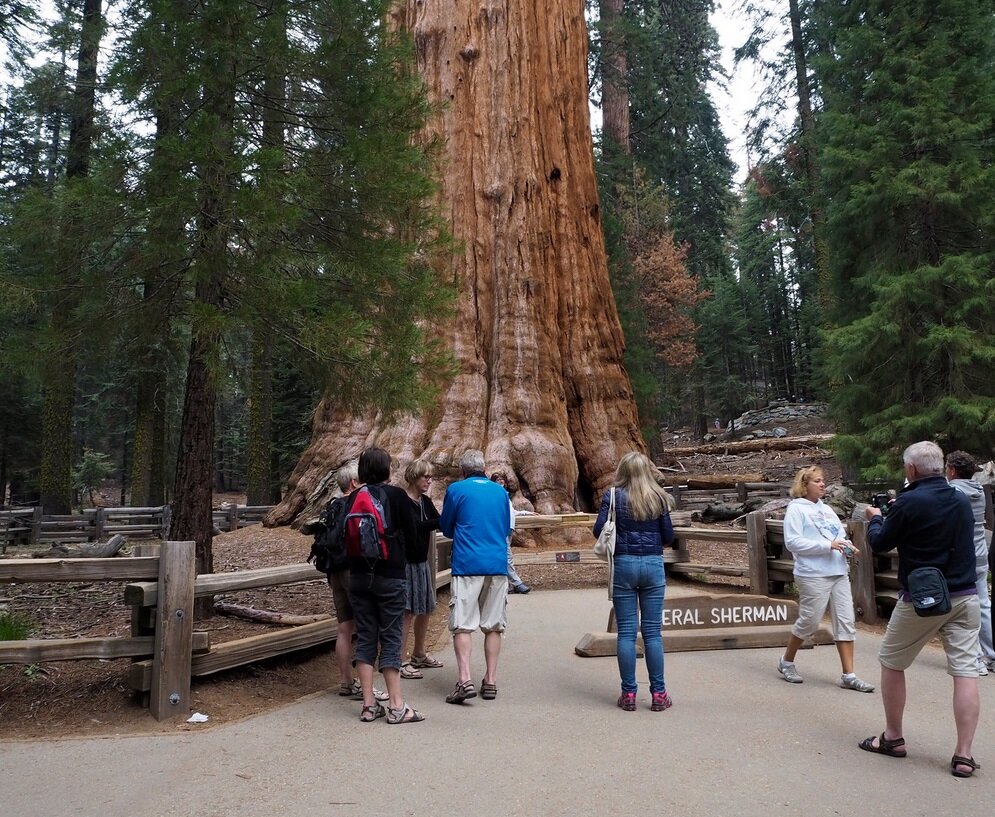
[0,611,33,641]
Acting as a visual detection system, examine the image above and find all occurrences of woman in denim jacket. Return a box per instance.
[594,452,675,712]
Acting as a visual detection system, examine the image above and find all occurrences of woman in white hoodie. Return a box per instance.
[776,466,875,692]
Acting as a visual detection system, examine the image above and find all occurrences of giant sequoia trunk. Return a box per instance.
[268,0,643,525]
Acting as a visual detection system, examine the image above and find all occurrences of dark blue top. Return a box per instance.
[593,487,674,556]
[867,475,976,593]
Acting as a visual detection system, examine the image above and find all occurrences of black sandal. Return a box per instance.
[445,680,476,704]
[858,733,907,758]
[951,755,980,778]
[360,703,385,722]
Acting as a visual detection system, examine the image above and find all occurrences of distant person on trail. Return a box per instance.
[490,469,531,595]
[593,452,675,712]
[346,447,424,724]
[945,450,994,676]
[399,459,444,680]
[861,441,980,778]
[776,466,874,693]
[439,450,515,704]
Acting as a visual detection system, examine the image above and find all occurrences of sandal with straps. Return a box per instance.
[409,653,444,669]
[858,733,907,758]
[951,755,980,778]
[445,680,477,704]
[360,703,385,723]
[386,702,425,724]
[400,662,424,680]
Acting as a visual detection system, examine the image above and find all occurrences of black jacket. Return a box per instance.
[867,475,976,593]
[409,494,440,564]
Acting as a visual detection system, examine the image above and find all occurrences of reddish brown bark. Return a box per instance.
[599,0,630,155]
[268,0,643,525]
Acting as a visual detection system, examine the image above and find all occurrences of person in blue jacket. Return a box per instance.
[439,449,514,705]
[594,452,675,712]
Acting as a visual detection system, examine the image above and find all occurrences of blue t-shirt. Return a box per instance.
[439,475,514,576]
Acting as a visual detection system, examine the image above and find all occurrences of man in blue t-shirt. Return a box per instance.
[439,449,514,704]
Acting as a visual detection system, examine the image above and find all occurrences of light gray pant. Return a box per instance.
[976,563,994,661]
[507,539,523,586]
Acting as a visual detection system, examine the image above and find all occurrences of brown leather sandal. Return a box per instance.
[480,680,498,700]
[360,703,385,722]
[858,733,907,758]
[445,680,476,704]
[951,755,980,778]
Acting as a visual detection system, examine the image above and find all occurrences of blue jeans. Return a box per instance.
[613,554,666,694]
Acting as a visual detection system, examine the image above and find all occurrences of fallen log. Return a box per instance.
[213,601,330,627]
[33,534,127,559]
[661,434,833,459]
[657,473,764,489]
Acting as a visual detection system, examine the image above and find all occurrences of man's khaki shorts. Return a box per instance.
[327,569,353,623]
[879,594,980,677]
[449,575,508,634]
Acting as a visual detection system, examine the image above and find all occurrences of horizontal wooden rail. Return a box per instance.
[124,563,321,606]
[668,562,749,578]
[0,557,161,583]
[674,527,749,544]
[128,619,339,691]
[0,632,210,664]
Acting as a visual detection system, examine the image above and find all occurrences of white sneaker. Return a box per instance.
[777,658,803,684]
[840,674,875,693]
[978,659,990,677]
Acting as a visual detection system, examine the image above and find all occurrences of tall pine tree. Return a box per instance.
[817,0,995,476]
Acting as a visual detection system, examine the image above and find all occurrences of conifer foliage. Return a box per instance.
[816,0,995,475]
[0,1,449,578]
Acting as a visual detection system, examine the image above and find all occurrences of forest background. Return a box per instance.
[1,0,993,525]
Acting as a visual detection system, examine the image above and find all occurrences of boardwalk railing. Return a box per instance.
[0,504,274,552]
[1,511,920,721]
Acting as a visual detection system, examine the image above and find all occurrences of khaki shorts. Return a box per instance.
[879,595,980,677]
[791,574,856,641]
[328,569,353,623]
[449,575,508,634]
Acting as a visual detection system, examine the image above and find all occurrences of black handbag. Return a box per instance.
[906,566,951,617]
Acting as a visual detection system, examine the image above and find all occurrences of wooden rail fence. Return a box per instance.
[0,505,274,552]
[0,509,937,722]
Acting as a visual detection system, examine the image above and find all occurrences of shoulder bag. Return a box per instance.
[594,488,616,562]
[907,566,951,617]
[594,488,617,599]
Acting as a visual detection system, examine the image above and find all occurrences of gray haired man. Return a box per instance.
[860,441,980,777]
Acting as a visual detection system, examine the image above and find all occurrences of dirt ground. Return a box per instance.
[0,418,838,740]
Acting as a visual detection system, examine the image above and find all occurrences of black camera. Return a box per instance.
[870,492,895,516]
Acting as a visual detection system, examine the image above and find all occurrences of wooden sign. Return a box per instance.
[662,594,797,631]
[577,592,831,657]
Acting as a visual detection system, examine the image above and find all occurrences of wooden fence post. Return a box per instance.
[93,507,106,542]
[150,540,196,721]
[736,481,748,503]
[30,507,42,546]
[160,505,172,540]
[848,521,878,625]
[227,505,238,532]
[671,484,681,509]
[745,511,769,595]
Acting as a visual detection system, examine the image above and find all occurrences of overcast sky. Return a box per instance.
[710,0,762,185]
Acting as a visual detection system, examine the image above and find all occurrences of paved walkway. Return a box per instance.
[2,586,992,817]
